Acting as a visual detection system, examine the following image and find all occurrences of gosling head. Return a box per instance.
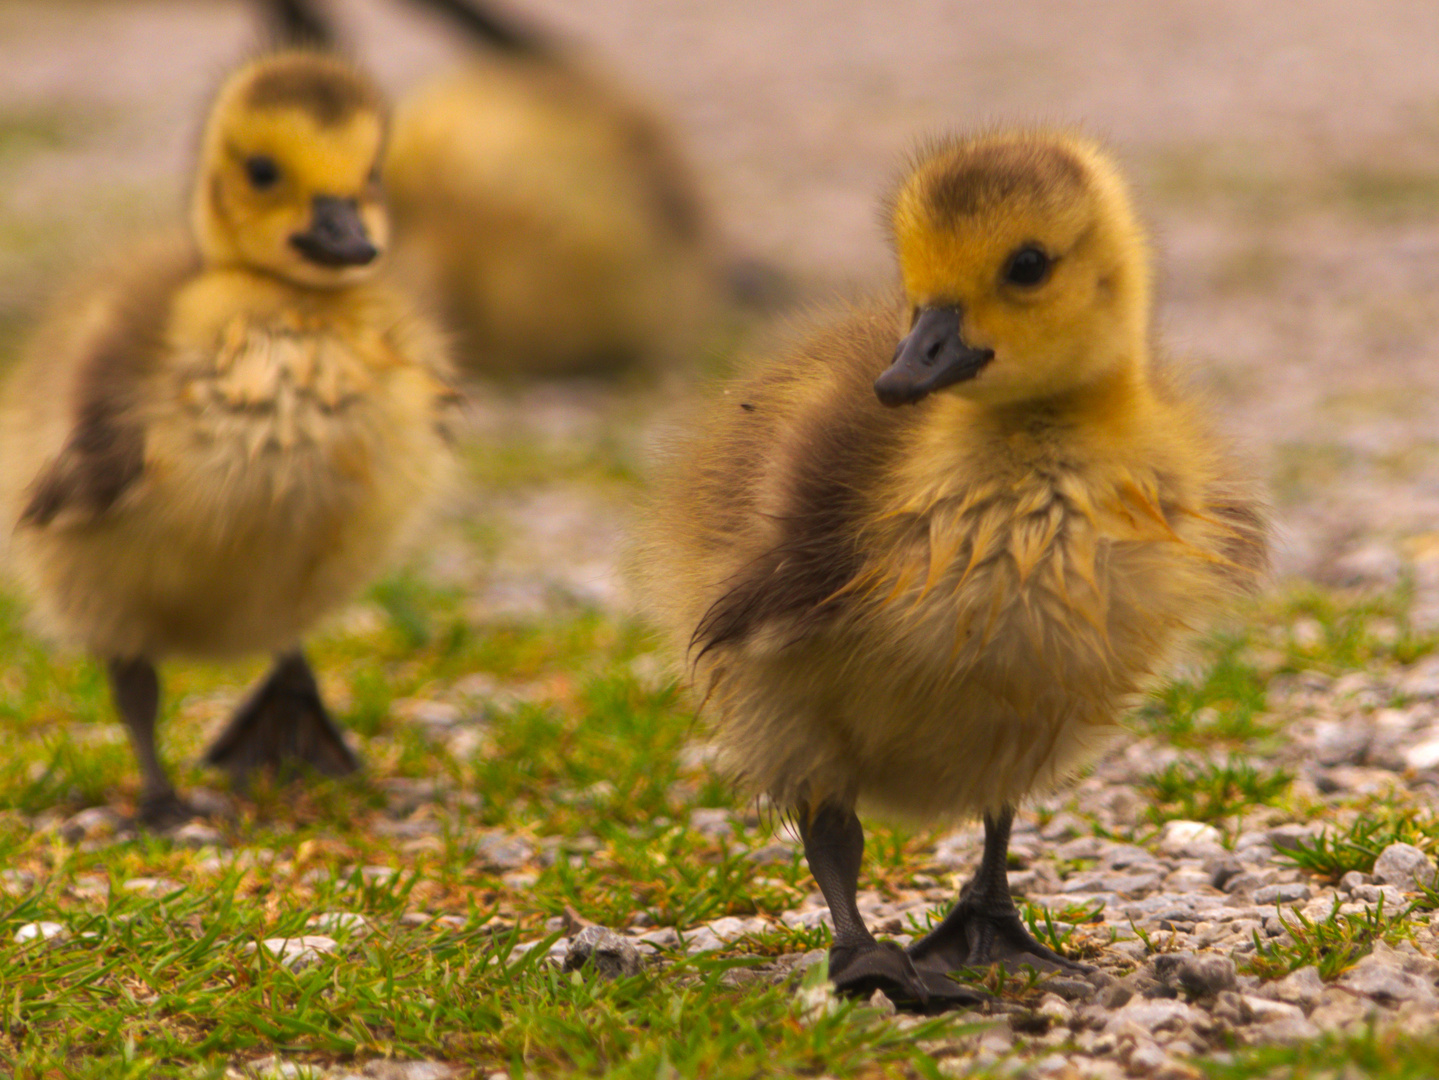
[192,52,388,289]
[876,130,1151,408]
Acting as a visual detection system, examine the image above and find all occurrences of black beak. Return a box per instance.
[290,196,378,267]
[874,306,994,406]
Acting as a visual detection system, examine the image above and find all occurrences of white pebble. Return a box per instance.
[14,921,67,946]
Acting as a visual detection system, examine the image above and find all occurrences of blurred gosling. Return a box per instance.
[379,0,718,378]
[640,130,1267,1010]
[0,52,458,825]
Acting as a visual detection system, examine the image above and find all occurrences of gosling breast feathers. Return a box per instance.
[641,130,1266,1008]
[0,52,457,824]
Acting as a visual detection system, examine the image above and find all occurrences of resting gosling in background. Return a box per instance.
[640,130,1267,1009]
[0,52,457,824]
[378,0,719,378]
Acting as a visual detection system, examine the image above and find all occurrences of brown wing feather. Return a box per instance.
[20,245,199,527]
[692,300,916,656]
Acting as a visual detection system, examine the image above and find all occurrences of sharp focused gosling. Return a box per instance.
[640,130,1267,1010]
[380,0,716,377]
[0,52,457,825]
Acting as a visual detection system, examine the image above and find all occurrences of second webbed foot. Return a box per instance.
[830,940,989,1013]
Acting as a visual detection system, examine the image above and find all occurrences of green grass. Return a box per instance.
[0,569,977,1077]
[1136,634,1274,748]
[1244,897,1413,982]
[1280,812,1439,884]
[2,571,1432,1075]
[0,410,1434,1077]
[1139,756,1293,828]
[1202,1029,1439,1079]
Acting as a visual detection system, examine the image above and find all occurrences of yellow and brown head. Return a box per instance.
[193,52,389,288]
[877,130,1151,408]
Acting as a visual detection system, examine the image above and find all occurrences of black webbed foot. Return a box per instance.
[907,899,1093,978]
[830,940,989,1013]
[202,651,360,782]
[135,791,199,830]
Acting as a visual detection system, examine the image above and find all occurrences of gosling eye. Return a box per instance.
[244,155,281,190]
[1003,245,1051,287]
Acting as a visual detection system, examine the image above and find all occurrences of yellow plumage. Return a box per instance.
[638,129,1267,1007]
[384,42,717,377]
[0,52,457,822]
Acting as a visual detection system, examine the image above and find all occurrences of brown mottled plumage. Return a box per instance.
[640,130,1266,1009]
[0,52,457,824]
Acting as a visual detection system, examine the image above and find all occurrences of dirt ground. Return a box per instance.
[3,0,1439,580]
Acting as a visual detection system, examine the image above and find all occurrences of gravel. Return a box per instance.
[1372,843,1438,892]
[564,926,642,978]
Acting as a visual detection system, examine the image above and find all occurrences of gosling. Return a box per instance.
[640,130,1267,1009]
[0,52,457,825]
[379,0,717,377]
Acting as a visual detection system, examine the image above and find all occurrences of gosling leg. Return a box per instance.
[107,657,193,827]
[908,806,1091,976]
[800,800,985,1012]
[202,649,360,782]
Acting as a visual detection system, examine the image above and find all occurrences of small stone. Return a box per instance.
[1337,953,1436,1004]
[476,833,534,872]
[633,926,680,949]
[1175,954,1236,996]
[186,786,233,818]
[1127,1043,1170,1075]
[14,921,67,946]
[1271,964,1325,1009]
[0,870,36,893]
[1036,993,1074,1026]
[1253,1017,1322,1044]
[501,870,539,890]
[1242,995,1306,1023]
[1338,871,1372,894]
[1350,883,1408,906]
[1045,975,1097,1001]
[1104,997,1196,1034]
[1031,1053,1072,1077]
[1405,737,1439,771]
[1372,843,1437,892]
[745,842,794,866]
[866,988,897,1015]
[681,926,724,953]
[688,808,734,838]
[246,935,338,971]
[1157,821,1223,854]
[705,915,766,942]
[564,926,641,979]
[59,806,123,844]
[1330,542,1402,587]
[796,980,841,1023]
[1265,824,1317,852]
[122,877,180,897]
[172,821,225,848]
[1253,883,1312,905]
[1309,994,1371,1031]
[360,866,398,885]
[360,1063,456,1080]
[305,912,372,939]
[780,908,831,931]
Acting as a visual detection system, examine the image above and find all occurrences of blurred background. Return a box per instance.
[4,0,1439,619]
